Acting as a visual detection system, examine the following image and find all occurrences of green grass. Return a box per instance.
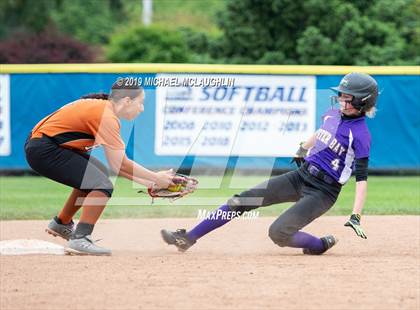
[0,175,419,220]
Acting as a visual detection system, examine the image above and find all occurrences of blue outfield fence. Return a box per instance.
[0,65,419,171]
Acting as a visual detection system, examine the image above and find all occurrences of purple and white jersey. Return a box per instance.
[305,109,371,184]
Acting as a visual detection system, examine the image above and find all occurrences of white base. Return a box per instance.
[0,239,65,255]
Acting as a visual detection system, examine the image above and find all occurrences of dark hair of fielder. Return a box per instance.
[81,80,143,101]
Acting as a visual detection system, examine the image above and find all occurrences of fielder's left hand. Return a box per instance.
[344,214,367,239]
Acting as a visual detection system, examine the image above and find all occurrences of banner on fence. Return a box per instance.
[0,74,11,156]
[155,74,316,157]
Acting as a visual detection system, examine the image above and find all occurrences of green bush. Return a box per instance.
[106,25,190,63]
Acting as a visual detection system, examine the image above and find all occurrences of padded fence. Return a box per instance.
[0,64,418,171]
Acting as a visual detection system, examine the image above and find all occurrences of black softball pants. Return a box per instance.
[24,135,113,197]
[227,166,341,247]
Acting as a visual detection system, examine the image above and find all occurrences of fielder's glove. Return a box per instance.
[291,143,308,167]
[344,214,367,239]
[142,173,198,203]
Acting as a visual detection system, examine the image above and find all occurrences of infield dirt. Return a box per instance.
[1,216,419,310]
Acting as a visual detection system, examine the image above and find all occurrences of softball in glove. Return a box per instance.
[144,174,198,203]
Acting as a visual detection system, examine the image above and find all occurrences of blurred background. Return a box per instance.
[0,0,419,65]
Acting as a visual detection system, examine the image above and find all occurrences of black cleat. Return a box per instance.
[303,235,338,255]
[161,229,196,252]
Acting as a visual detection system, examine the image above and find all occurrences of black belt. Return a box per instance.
[303,162,339,186]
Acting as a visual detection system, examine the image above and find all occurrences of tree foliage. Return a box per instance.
[0,0,418,65]
[0,0,58,38]
[216,0,419,65]
[0,0,128,43]
[50,0,115,44]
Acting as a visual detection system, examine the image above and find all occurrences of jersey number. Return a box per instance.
[331,159,340,171]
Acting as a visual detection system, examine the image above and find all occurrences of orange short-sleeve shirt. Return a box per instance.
[31,99,125,152]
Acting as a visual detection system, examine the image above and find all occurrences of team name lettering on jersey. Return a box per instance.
[315,129,347,156]
[305,109,371,185]
[329,138,346,156]
[315,129,331,144]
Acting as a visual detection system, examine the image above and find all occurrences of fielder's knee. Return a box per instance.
[268,223,291,247]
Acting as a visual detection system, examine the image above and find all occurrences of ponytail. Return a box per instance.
[80,93,109,100]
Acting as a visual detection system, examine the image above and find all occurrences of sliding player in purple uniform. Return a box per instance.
[161,72,378,255]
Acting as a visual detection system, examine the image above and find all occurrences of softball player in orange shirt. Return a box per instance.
[25,80,175,255]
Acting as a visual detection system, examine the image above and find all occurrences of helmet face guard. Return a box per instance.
[330,72,379,112]
[330,93,352,108]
